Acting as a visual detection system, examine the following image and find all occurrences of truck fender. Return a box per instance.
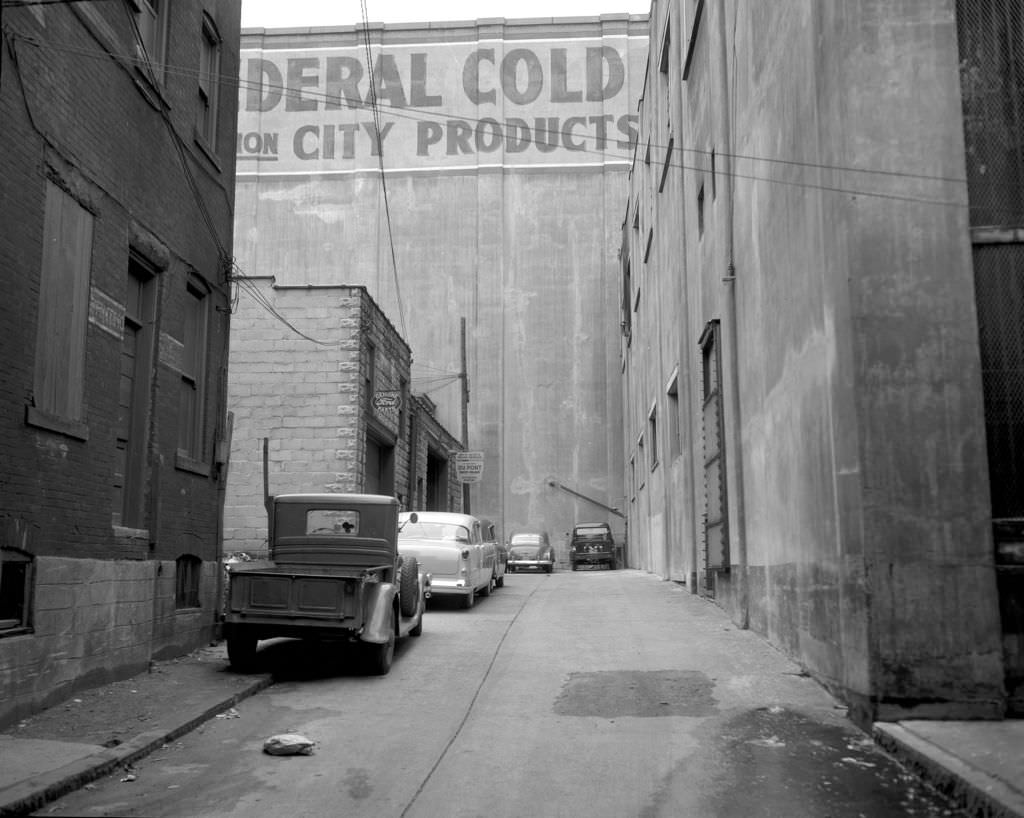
[361,582,398,644]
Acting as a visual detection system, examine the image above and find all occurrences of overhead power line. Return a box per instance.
[9,25,980,207]
[230,269,347,346]
[359,0,408,340]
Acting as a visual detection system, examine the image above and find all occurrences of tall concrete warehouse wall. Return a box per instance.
[232,17,648,549]
[623,0,1008,722]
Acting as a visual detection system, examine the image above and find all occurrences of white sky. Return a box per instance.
[240,0,652,29]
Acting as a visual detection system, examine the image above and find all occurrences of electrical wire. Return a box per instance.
[231,269,346,346]
[1,0,120,6]
[7,16,342,348]
[359,0,408,339]
[3,22,985,214]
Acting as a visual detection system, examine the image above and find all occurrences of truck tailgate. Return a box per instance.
[229,568,359,618]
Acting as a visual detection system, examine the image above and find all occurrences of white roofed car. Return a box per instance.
[398,512,498,608]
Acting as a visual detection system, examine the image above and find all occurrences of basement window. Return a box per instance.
[175,554,202,609]
[0,548,34,636]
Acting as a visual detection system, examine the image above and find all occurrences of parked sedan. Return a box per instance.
[398,512,498,608]
[478,517,506,588]
[506,531,555,573]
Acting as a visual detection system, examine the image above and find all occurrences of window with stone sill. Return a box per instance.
[197,14,222,150]
[131,0,168,84]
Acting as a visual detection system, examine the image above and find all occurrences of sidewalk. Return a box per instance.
[0,641,1021,818]
[0,643,272,817]
[874,719,1024,818]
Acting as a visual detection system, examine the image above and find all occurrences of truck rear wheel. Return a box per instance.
[365,614,395,675]
[227,633,257,672]
[399,557,419,617]
[410,607,423,637]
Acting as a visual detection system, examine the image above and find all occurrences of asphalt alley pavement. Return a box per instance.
[0,574,1022,817]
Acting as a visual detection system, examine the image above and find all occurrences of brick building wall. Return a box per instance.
[0,1,241,725]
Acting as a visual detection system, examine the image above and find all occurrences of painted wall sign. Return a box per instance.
[237,36,642,174]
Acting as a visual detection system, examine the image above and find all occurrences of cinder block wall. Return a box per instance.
[223,281,413,551]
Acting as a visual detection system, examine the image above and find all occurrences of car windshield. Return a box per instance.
[511,536,543,545]
[575,527,608,537]
[399,522,469,542]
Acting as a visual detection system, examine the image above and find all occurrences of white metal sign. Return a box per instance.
[455,451,485,483]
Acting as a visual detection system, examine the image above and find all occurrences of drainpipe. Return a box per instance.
[718,0,749,628]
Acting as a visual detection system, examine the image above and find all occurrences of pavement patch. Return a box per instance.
[553,670,717,717]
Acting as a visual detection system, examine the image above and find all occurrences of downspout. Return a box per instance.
[718,0,748,628]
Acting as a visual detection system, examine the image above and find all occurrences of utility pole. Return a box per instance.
[460,317,470,514]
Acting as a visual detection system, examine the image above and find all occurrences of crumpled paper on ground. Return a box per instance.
[262,733,316,756]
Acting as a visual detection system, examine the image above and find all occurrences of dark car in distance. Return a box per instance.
[570,522,617,570]
[506,531,555,573]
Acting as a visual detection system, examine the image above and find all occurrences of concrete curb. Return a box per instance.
[0,674,273,817]
[873,723,1024,818]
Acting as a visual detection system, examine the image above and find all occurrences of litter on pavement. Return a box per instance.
[262,734,316,756]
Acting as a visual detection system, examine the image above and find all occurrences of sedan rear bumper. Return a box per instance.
[508,560,553,570]
[424,577,474,597]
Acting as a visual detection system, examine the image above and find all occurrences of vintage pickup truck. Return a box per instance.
[223,493,428,675]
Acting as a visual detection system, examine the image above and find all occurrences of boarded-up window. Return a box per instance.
[114,255,156,528]
[34,181,93,423]
[178,281,209,460]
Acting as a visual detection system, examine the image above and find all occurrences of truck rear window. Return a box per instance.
[305,509,360,535]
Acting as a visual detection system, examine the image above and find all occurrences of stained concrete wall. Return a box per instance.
[233,17,647,547]
[624,0,1005,721]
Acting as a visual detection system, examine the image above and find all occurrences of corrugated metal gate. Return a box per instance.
[957,0,1024,713]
